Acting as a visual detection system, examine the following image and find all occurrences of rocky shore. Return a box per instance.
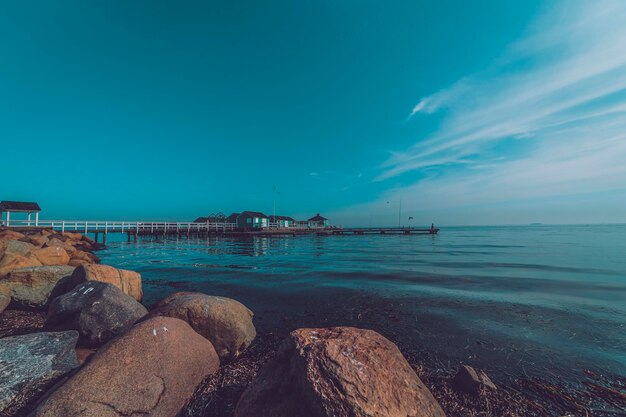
[1,228,624,417]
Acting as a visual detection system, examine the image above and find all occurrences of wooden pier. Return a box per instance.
[317,227,439,236]
[2,219,438,243]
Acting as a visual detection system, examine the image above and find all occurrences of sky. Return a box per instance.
[1,0,625,226]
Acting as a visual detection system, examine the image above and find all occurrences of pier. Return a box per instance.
[1,219,438,243]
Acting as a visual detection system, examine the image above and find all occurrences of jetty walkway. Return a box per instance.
[2,219,438,243]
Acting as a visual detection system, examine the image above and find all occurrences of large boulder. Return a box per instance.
[68,264,142,301]
[31,317,220,417]
[32,246,70,266]
[3,239,36,257]
[150,291,256,360]
[0,253,43,277]
[47,281,148,346]
[0,331,80,416]
[234,327,446,417]
[0,265,75,310]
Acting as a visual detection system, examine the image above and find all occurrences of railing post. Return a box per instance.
[85,222,88,234]
[62,221,65,233]
[121,222,125,233]
[105,221,108,233]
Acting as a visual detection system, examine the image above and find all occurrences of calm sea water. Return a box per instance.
[97,225,626,385]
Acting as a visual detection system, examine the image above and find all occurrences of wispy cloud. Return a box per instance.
[376,0,626,213]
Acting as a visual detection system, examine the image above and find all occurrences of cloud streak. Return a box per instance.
[372,0,626,218]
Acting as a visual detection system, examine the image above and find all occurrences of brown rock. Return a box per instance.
[31,317,220,417]
[81,235,96,245]
[0,230,26,241]
[68,258,91,267]
[45,238,65,248]
[62,232,83,241]
[234,327,446,417]
[0,253,42,277]
[28,235,49,248]
[3,239,36,257]
[32,246,70,266]
[150,291,256,360]
[71,249,100,264]
[452,365,497,395]
[1,265,75,309]
[68,264,142,301]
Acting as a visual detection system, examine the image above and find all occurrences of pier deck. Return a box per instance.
[2,220,438,243]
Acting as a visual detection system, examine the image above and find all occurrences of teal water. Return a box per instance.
[97,224,626,384]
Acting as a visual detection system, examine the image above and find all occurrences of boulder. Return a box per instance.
[0,253,42,277]
[0,230,26,241]
[0,331,80,416]
[32,246,70,266]
[68,264,142,301]
[234,327,446,417]
[31,317,220,417]
[47,281,148,346]
[1,266,75,310]
[3,239,36,257]
[62,232,83,241]
[28,235,49,248]
[150,291,256,360]
[70,249,100,264]
[452,365,497,395]
[81,235,96,245]
[0,285,10,313]
[44,237,65,248]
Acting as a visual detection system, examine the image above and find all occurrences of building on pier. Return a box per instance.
[307,213,329,228]
[0,201,41,226]
[237,211,269,229]
[269,215,296,228]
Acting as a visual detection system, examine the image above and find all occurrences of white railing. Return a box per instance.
[1,219,239,233]
[2,219,338,233]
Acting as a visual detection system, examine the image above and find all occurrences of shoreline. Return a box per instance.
[1,228,625,416]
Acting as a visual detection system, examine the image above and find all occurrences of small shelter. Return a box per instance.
[307,213,329,228]
[237,211,269,229]
[0,201,41,226]
[269,215,296,228]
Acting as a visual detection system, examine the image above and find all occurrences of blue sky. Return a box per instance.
[1,0,625,226]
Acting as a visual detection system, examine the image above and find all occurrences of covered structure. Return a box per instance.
[237,211,269,229]
[307,213,329,228]
[0,201,41,226]
[269,215,296,228]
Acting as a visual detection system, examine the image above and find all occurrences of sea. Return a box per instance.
[97,224,626,387]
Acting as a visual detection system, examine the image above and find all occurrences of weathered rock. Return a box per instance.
[28,235,49,248]
[0,285,10,313]
[3,239,36,257]
[70,249,100,264]
[81,235,96,245]
[47,281,148,346]
[1,266,75,310]
[32,246,70,266]
[0,331,80,416]
[31,317,220,417]
[452,365,497,395]
[62,232,83,241]
[68,264,142,301]
[150,291,256,360]
[44,237,65,248]
[0,253,42,277]
[0,230,26,241]
[235,327,446,417]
